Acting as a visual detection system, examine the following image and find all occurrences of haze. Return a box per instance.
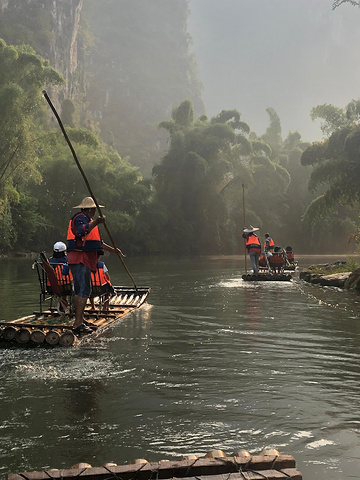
[188,0,360,141]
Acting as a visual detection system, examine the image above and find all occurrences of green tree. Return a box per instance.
[300,99,360,251]
[153,101,251,253]
[0,38,63,251]
[333,1,359,9]
[26,128,151,254]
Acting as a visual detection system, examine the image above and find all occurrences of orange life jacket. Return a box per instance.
[246,233,261,251]
[269,253,284,266]
[46,263,73,295]
[67,212,103,253]
[259,254,267,267]
[91,262,111,287]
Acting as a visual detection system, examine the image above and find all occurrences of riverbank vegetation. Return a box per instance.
[306,258,360,275]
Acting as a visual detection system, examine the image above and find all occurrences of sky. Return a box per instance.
[187,0,360,142]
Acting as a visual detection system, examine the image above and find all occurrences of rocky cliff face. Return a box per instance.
[0,0,83,99]
[46,0,83,98]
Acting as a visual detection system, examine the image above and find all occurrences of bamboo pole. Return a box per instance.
[242,183,247,274]
[42,90,138,290]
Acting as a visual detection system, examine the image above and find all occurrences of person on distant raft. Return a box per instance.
[264,233,275,253]
[67,197,123,335]
[242,225,261,275]
[268,246,284,274]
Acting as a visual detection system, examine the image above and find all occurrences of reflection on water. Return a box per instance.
[0,255,360,479]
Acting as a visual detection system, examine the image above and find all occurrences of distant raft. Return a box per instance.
[242,273,292,282]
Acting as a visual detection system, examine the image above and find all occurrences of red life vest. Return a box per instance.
[269,253,284,266]
[46,264,73,294]
[67,212,103,253]
[91,262,111,287]
[246,233,261,251]
[259,254,267,267]
[267,238,274,248]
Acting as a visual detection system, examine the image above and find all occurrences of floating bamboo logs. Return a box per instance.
[30,329,45,344]
[205,449,226,458]
[0,286,150,348]
[45,330,60,345]
[71,463,92,469]
[231,449,251,457]
[59,330,75,347]
[260,448,280,456]
[2,326,17,341]
[15,327,31,344]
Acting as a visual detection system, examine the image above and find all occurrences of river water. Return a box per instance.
[1,254,360,480]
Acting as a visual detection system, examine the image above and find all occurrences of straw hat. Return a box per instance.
[73,197,104,209]
[243,225,259,233]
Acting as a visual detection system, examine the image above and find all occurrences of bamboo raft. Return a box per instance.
[0,286,151,347]
[283,264,297,271]
[8,448,302,480]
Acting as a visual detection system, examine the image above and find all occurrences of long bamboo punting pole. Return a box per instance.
[242,183,247,274]
[42,90,138,290]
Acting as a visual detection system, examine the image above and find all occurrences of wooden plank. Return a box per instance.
[0,315,36,325]
[8,465,302,480]
[186,472,301,480]
[280,469,302,480]
[10,456,298,480]
[0,322,73,330]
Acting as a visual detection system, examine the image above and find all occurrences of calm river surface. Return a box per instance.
[1,254,360,479]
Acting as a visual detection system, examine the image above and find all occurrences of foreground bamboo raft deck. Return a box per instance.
[0,286,150,347]
[8,449,302,480]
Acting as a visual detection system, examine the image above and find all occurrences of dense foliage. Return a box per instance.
[0,39,63,250]
[150,101,313,254]
[300,99,360,251]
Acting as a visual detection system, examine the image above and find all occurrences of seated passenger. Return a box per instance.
[285,246,295,264]
[259,254,267,268]
[47,241,73,312]
[268,246,284,274]
[90,255,115,311]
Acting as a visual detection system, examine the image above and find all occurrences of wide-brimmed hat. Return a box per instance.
[73,197,104,209]
[243,225,259,233]
[53,241,66,252]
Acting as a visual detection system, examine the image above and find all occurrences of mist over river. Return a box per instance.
[1,255,360,480]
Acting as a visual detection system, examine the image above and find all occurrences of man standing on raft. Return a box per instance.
[242,225,261,275]
[67,196,122,334]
